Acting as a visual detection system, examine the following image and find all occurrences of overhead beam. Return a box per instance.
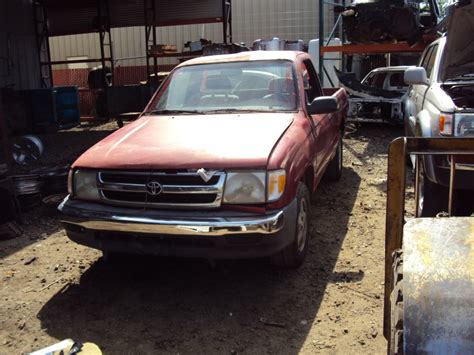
[320,42,429,55]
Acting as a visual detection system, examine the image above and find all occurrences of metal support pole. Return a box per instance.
[326,14,341,45]
[33,0,53,88]
[151,0,157,77]
[318,0,324,79]
[105,0,114,86]
[144,0,150,79]
[222,0,228,43]
[228,0,233,43]
[98,0,107,84]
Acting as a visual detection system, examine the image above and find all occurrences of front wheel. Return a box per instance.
[325,134,343,181]
[417,170,448,217]
[272,183,310,268]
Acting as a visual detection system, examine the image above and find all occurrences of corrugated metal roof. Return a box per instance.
[43,0,224,36]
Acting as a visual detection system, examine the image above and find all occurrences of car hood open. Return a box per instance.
[441,1,474,82]
[72,113,294,170]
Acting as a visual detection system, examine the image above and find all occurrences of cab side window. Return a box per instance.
[302,59,323,104]
[424,45,438,80]
[419,45,438,82]
[372,73,387,89]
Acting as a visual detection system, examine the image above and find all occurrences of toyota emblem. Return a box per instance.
[146,181,163,196]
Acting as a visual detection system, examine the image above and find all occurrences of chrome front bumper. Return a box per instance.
[58,196,285,237]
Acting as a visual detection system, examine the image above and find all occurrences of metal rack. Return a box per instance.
[144,0,233,79]
[35,0,233,88]
[317,0,434,87]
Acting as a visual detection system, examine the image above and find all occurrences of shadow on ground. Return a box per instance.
[37,167,361,354]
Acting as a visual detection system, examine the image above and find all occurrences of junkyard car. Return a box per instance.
[338,66,411,123]
[59,51,348,267]
[404,0,474,216]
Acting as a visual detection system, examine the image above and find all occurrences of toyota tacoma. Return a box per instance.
[59,51,348,267]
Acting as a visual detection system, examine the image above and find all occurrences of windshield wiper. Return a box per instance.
[145,109,204,115]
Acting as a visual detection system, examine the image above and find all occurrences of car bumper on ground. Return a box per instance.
[58,196,297,259]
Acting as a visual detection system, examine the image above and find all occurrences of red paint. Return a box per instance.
[72,52,348,210]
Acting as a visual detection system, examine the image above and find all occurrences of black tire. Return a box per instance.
[417,170,448,217]
[325,134,343,181]
[272,182,310,268]
[389,250,404,355]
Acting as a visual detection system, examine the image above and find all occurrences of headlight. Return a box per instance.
[73,170,100,200]
[455,114,474,136]
[267,169,286,202]
[223,172,266,204]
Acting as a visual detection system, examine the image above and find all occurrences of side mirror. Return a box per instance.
[404,67,429,86]
[308,96,339,115]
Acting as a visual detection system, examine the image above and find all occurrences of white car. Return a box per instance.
[338,66,411,123]
[403,0,474,216]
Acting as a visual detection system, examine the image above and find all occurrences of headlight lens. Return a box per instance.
[455,114,474,136]
[73,170,100,200]
[223,172,266,204]
[267,169,286,202]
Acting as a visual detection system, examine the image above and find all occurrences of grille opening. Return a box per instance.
[102,190,218,204]
[100,172,220,186]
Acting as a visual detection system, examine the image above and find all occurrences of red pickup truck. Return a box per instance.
[59,51,348,267]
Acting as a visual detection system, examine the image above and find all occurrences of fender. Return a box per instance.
[403,96,417,137]
[416,110,437,183]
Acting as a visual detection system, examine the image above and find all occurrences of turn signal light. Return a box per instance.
[439,114,453,135]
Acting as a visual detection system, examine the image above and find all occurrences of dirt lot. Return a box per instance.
[1,122,408,354]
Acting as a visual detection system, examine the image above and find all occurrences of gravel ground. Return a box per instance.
[0,122,408,354]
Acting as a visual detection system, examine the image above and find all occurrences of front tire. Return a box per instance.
[325,134,343,181]
[417,170,448,217]
[272,183,310,268]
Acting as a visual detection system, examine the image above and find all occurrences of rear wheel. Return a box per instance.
[272,183,310,268]
[325,134,343,181]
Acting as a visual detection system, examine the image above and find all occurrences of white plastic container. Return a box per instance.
[308,38,342,87]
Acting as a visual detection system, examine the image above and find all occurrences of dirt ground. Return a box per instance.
[1,122,410,354]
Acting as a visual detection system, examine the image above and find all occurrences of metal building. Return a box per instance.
[49,0,335,68]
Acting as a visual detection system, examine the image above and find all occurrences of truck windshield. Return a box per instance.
[149,60,297,114]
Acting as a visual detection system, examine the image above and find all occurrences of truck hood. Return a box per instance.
[73,113,295,170]
[441,1,474,82]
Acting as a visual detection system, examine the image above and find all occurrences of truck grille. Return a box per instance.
[97,171,225,209]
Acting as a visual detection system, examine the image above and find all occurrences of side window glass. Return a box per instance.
[425,45,438,80]
[389,72,405,88]
[364,73,375,86]
[420,46,434,69]
[302,59,322,104]
[372,73,387,89]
